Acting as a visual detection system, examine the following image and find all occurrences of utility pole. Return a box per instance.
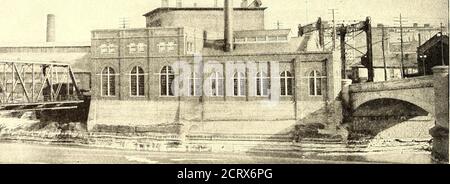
[365,17,374,82]
[275,20,283,30]
[399,14,405,78]
[338,25,347,79]
[328,8,338,51]
[440,22,446,66]
[119,17,129,29]
[394,14,407,78]
[381,24,387,81]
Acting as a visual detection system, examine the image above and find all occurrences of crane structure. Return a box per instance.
[298,17,331,49]
[337,17,373,82]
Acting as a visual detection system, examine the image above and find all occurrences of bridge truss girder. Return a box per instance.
[337,17,374,82]
[0,60,83,112]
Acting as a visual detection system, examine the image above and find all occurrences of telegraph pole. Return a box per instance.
[119,17,129,29]
[394,14,407,78]
[338,25,347,79]
[399,14,405,78]
[275,20,283,30]
[328,8,338,51]
[440,22,446,66]
[381,24,388,81]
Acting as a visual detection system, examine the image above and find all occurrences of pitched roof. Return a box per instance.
[418,33,449,53]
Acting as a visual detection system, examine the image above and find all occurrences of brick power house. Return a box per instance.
[88,0,342,137]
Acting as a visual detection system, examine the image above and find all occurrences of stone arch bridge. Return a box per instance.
[344,66,448,162]
[348,76,435,115]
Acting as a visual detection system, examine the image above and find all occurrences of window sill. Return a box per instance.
[130,96,146,98]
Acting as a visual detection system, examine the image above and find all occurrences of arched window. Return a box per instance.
[256,72,270,96]
[210,72,224,96]
[101,67,115,96]
[309,70,322,96]
[280,71,293,96]
[130,66,145,97]
[190,72,202,96]
[160,66,175,96]
[233,72,246,96]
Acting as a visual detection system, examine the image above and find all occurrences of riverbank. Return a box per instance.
[0,129,434,164]
[0,117,435,164]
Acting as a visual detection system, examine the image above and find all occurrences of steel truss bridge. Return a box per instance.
[0,60,84,112]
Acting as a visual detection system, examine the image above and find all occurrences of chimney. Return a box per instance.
[214,0,218,7]
[413,23,418,27]
[241,0,248,8]
[161,0,169,7]
[176,0,182,7]
[224,0,234,52]
[46,14,56,42]
[377,23,383,28]
[424,24,430,27]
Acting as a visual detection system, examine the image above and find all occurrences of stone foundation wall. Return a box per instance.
[87,99,335,135]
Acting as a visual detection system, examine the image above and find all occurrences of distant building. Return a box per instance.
[417,33,449,76]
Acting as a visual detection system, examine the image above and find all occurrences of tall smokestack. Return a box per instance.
[46,14,56,42]
[224,0,234,52]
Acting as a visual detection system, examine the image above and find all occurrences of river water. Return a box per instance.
[0,139,433,164]
[0,114,435,164]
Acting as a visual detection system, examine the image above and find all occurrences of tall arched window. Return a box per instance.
[210,72,224,96]
[190,72,202,96]
[101,67,115,96]
[130,66,145,97]
[160,66,175,96]
[309,70,322,96]
[280,71,293,96]
[233,72,246,96]
[256,72,270,96]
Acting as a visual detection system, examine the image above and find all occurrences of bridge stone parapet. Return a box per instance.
[349,76,434,94]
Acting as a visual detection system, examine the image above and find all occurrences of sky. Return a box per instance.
[0,0,448,43]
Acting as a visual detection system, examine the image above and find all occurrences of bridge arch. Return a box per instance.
[352,91,434,115]
[350,97,435,139]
